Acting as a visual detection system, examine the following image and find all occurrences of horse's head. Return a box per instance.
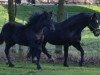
[88,13,100,37]
[41,11,55,31]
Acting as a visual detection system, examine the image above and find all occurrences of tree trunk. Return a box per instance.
[55,0,65,54]
[8,0,15,22]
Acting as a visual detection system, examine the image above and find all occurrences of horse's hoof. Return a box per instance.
[63,63,69,67]
[47,58,54,63]
[32,60,36,63]
[37,66,41,70]
[79,64,83,67]
[9,64,15,67]
[79,62,83,67]
[6,62,9,65]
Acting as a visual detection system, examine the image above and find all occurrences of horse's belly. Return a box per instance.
[45,35,80,45]
[45,36,68,45]
[12,33,29,46]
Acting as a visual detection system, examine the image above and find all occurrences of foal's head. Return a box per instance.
[27,11,55,32]
[40,11,55,31]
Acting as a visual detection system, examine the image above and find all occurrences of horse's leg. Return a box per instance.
[5,44,14,67]
[30,46,41,70]
[42,42,53,62]
[29,47,36,63]
[63,44,69,67]
[26,48,32,60]
[35,47,41,70]
[72,42,84,66]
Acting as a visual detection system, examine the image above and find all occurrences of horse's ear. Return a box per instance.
[91,13,96,19]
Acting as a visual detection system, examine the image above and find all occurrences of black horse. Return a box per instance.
[27,13,100,67]
[0,11,55,70]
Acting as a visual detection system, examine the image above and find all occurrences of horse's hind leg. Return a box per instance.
[30,47,41,70]
[64,44,69,67]
[72,42,84,66]
[42,42,53,62]
[35,48,41,70]
[5,43,15,67]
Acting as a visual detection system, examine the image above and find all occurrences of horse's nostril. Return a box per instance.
[93,29,100,37]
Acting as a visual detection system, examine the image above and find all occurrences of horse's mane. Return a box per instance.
[61,13,90,27]
[66,13,90,23]
[26,12,41,26]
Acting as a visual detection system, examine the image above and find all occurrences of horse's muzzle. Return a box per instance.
[93,29,100,37]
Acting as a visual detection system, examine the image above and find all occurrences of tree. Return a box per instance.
[8,0,15,22]
[55,0,65,54]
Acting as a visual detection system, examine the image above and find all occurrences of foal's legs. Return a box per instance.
[35,47,41,70]
[42,42,53,61]
[63,44,69,67]
[72,42,84,66]
[30,46,41,70]
[5,43,14,67]
[27,42,52,62]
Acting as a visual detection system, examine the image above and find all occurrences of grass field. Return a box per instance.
[0,62,100,75]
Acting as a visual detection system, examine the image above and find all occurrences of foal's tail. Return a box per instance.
[0,32,4,44]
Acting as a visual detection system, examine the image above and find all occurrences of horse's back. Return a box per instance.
[2,22,24,33]
[1,22,26,43]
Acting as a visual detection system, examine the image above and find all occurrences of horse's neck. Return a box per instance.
[35,29,44,40]
[29,23,43,33]
[62,18,88,32]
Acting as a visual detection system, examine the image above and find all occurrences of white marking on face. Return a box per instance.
[96,20,98,23]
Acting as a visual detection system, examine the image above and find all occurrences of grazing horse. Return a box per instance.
[28,13,100,67]
[0,11,55,70]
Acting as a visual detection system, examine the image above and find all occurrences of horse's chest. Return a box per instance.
[35,33,44,44]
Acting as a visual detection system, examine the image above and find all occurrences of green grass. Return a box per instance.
[0,62,100,75]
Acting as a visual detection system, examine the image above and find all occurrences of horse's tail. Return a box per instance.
[0,32,4,44]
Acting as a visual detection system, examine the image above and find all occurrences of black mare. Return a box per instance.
[34,13,100,67]
[0,11,55,70]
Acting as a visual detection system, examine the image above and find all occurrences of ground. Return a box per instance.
[0,61,100,75]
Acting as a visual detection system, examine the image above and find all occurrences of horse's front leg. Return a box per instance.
[73,42,84,66]
[42,42,53,62]
[5,44,14,67]
[30,45,41,70]
[63,44,69,67]
[35,47,41,70]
